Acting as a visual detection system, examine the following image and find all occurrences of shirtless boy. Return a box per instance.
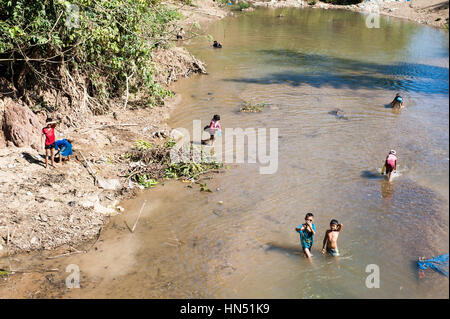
[321,219,343,257]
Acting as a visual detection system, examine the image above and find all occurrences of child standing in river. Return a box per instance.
[202,114,221,145]
[295,213,316,258]
[322,219,343,257]
[382,149,398,182]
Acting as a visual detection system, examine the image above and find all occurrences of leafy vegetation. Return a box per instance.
[238,1,250,10]
[0,0,182,111]
[135,140,154,151]
[126,139,223,189]
[137,174,158,188]
[240,101,266,113]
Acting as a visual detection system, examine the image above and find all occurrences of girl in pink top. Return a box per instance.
[384,149,397,182]
[202,114,221,145]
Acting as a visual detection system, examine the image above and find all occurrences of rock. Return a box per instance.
[7,163,15,168]
[97,178,121,191]
[26,191,33,196]
[218,201,223,205]
[39,213,48,222]
[68,201,76,207]
[30,237,38,245]
[93,202,117,216]
[2,97,43,150]
[80,200,95,208]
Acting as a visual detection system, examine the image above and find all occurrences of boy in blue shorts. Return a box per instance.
[295,213,316,258]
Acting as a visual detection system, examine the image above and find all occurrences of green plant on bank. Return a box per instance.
[137,174,158,188]
[238,1,250,10]
[240,101,266,113]
[0,269,11,277]
[308,0,317,5]
[126,138,223,190]
[0,0,182,111]
[165,160,222,180]
[199,183,211,192]
[121,152,133,159]
[135,140,154,151]
[164,138,176,149]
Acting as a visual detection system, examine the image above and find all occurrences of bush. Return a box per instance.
[0,0,182,110]
[239,1,250,10]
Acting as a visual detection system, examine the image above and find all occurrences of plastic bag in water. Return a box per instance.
[417,254,449,277]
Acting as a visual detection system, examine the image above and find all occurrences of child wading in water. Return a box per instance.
[41,118,57,169]
[390,93,404,109]
[295,213,316,258]
[382,149,398,182]
[202,114,221,145]
[322,219,343,257]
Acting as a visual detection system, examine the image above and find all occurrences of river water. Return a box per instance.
[8,7,450,299]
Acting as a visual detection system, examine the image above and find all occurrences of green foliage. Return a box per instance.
[238,1,250,10]
[0,269,11,276]
[0,0,181,108]
[240,101,266,113]
[199,183,211,192]
[164,138,176,149]
[307,0,317,5]
[137,174,158,188]
[135,140,153,151]
[165,160,222,180]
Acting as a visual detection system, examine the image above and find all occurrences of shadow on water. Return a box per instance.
[328,108,349,120]
[225,50,449,95]
[264,242,303,257]
[361,170,385,179]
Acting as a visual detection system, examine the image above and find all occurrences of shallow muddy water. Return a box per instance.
[3,8,449,298]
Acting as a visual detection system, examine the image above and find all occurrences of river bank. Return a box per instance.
[250,0,449,29]
[0,1,448,298]
[0,1,227,258]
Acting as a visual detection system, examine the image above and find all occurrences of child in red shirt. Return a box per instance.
[41,118,57,169]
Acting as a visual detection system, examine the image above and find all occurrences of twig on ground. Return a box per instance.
[46,248,86,259]
[79,151,98,185]
[131,200,147,233]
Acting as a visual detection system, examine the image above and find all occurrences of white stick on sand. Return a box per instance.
[131,200,147,233]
